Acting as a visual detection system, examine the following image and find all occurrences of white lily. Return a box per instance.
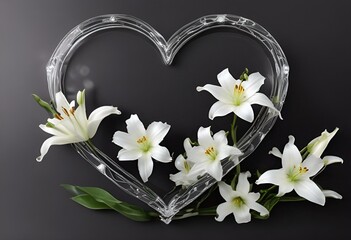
[187,127,242,181]
[197,68,281,123]
[112,114,172,182]
[256,136,326,206]
[37,90,120,162]
[169,139,198,187]
[307,128,339,158]
[216,172,269,224]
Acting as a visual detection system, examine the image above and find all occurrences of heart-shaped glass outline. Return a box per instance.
[46,14,289,223]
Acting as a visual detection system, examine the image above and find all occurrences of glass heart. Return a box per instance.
[46,14,289,223]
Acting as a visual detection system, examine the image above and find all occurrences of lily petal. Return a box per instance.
[215,202,233,222]
[39,124,66,137]
[217,68,236,90]
[213,130,228,145]
[112,131,136,149]
[217,145,241,160]
[209,101,235,120]
[126,114,146,138]
[174,154,186,171]
[277,181,294,197]
[146,121,170,145]
[269,147,282,158]
[187,160,208,177]
[232,102,254,123]
[247,93,281,119]
[302,154,324,177]
[76,90,87,120]
[242,72,265,99]
[183,138,193,153]
[294,179,325,206]
[232,204,251,224]
[55,91,72,116]
[322,190,342,199]
[137,154,154,183]
[236,172,251,194]
[151,145,172,163]
[256,169,285,186]
[197,126,214,147]
[282,136,302,170]
[246,200,269,217]
[74,105,88,131]
[218,182,235,202]
[207,162,223,181]
[37,136,77,162]
[170,172,187,186]
[197,84,232,103]
[117,149,142,160]
[247,192,260,202]
[322,155,343,165]
[88,106,120,138]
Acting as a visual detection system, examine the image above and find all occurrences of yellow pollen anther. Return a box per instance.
[62,107,70,117]
[70,107,75,115]
[55,113,63,120]
[137,136,147,144]
[205,146,215,155]
[299,166,309,173]
[234,84,245,93]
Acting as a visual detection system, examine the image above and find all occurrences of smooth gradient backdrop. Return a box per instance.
[1,0,350,239]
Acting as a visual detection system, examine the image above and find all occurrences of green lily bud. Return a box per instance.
[307,128,339,158]
[32,94,57,115]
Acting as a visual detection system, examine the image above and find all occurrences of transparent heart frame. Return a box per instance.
[46,14,289,223]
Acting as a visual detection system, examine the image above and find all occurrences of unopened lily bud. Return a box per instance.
[307,128,339,158]
[32,94,57,115]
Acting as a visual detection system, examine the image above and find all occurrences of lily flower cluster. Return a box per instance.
[34,68,343,224]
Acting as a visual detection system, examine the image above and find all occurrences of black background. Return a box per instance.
[1,0,350,239]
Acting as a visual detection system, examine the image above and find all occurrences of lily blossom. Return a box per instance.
[307,128,339,158]
[197,68,281,123]
[256,136,326,206]
[37,90,120,162]
[112,114,172,182]
[216,172,269,224]
[187,127,242,181]
[169,139,198,187]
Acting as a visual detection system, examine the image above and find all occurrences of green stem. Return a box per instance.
[258,185,277,202]
[230,113,241,188]
[230,114,238,145]
[279,196,306,202]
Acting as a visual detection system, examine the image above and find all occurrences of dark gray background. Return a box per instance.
[1,0,350,239]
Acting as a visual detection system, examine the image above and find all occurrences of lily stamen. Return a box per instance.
[70,107,75,115]
[62,107,70,117]
[55,113,63,120]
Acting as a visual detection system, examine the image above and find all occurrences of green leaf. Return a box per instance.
[256,170,261,178]
[264,196,280,212]
[72,194,111,210]
[76,186,122,204]
[253,195,280,220]
[62,184,156,221]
